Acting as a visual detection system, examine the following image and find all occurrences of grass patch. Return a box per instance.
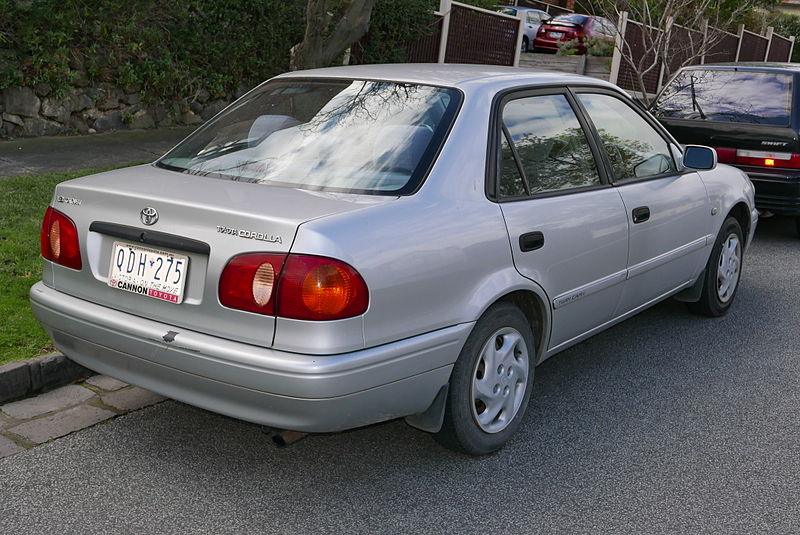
[0,169,110,365]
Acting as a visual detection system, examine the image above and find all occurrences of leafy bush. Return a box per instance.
[0,0,513,103]
[556,36,614,56]
[0,0,306,100]
[585,35,614,56]
[556,39,580,55]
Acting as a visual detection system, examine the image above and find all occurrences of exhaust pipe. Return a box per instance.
[272,429,310,448]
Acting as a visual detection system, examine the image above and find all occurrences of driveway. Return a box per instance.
[1,216,799,534]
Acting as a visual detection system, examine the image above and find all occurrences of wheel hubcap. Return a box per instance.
[716,233,741,303]
[470,327,529,434]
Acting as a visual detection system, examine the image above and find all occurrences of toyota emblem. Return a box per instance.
[140,207,159,226]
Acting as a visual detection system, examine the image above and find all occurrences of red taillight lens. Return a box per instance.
[736,149,800,169]
[277,255,369,320]
[40,207,82,270]
[218,253,286,315]
[715,147,800,169]
[219,253,369,320]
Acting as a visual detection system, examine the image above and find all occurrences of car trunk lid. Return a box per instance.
[48,164,390,348]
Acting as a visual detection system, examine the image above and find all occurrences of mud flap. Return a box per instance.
[404,384,449,433]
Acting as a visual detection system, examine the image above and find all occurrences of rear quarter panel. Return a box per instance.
[285,88,551,352]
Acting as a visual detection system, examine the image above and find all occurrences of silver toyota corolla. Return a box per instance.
[30,64,758,455]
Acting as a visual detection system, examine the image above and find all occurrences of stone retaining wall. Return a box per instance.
[0,84,240,138]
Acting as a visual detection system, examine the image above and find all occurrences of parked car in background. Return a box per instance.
[31,64,756,456]
[533,13,616,54]
[652,63,800,236]
[496,6,551,52]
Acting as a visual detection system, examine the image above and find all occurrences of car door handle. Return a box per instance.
[519,231,544,252]
[632,206,650,224]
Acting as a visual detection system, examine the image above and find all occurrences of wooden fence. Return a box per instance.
[405,0,523,66]
[610,12,796,96]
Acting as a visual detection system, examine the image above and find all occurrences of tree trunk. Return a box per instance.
[290,0,377,71]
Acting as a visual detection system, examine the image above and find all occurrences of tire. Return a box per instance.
[688,216,743,317]
[434,302,535,455]
[795,216,800,238]
[521,37,529,53]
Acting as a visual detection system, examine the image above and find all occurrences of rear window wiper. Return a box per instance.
[689,75,706,120]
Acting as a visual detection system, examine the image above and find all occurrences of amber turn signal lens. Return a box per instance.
[278,255,369,321]
[300,263,353,316]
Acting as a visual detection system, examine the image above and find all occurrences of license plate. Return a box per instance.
[548,31,563,38]
[108,241,188,304]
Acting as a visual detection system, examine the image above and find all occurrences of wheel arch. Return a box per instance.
[726,201,751,246]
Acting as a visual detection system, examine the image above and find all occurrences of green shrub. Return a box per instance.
[556,38,580,56]
[0,0,306,100]
[556,36,614,57]
[585,35,614,57]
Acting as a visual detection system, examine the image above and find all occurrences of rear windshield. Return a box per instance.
[652,69,794,126]
[157,79,461,195]
[550,14,588,25]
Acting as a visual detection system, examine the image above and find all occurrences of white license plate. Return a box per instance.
[548,31,563,38]
[108,241,188,304]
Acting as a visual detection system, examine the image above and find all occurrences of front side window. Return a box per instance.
[652,69,793,126]
[499,94,601,198]
[578,93,676,180]
[158,79,461,195]
[526,12,540,24]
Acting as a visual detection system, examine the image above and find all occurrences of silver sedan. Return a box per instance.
[30,64,757,455]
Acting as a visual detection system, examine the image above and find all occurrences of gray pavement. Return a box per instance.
[0,127,194,177]
[1,216,799,534]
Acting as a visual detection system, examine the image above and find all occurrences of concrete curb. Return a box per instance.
[0,353,93,404]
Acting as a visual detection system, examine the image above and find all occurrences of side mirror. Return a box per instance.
[683,145,717,170]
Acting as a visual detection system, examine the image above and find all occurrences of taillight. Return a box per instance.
[218,253,286,315]
[40,207,82,270]
[277,255,369,320]
[218,253,369,321]
[712,147,800,168]
[736,149,800,169]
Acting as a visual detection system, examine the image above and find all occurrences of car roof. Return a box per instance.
[274,63,618,93]
[680,62,800,74]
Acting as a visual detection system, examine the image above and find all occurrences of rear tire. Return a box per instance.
[521,37,529,52]
[795,216,800,238]
[688,216,743,317]
[434,303,535,455]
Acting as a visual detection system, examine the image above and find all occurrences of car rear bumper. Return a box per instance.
[741,168,800,215]
[532,37,560,51]
[30,282,469,432]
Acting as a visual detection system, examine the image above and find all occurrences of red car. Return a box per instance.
[533,14,616,54]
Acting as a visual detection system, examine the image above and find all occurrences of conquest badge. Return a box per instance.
[140,207,159,226]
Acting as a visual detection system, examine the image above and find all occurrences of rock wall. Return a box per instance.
[0,84,239,138]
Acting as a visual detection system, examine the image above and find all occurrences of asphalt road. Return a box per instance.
[2,216,800,534]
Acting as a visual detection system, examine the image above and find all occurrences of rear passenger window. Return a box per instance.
[578,93,676,179]
[499,94,601,197]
